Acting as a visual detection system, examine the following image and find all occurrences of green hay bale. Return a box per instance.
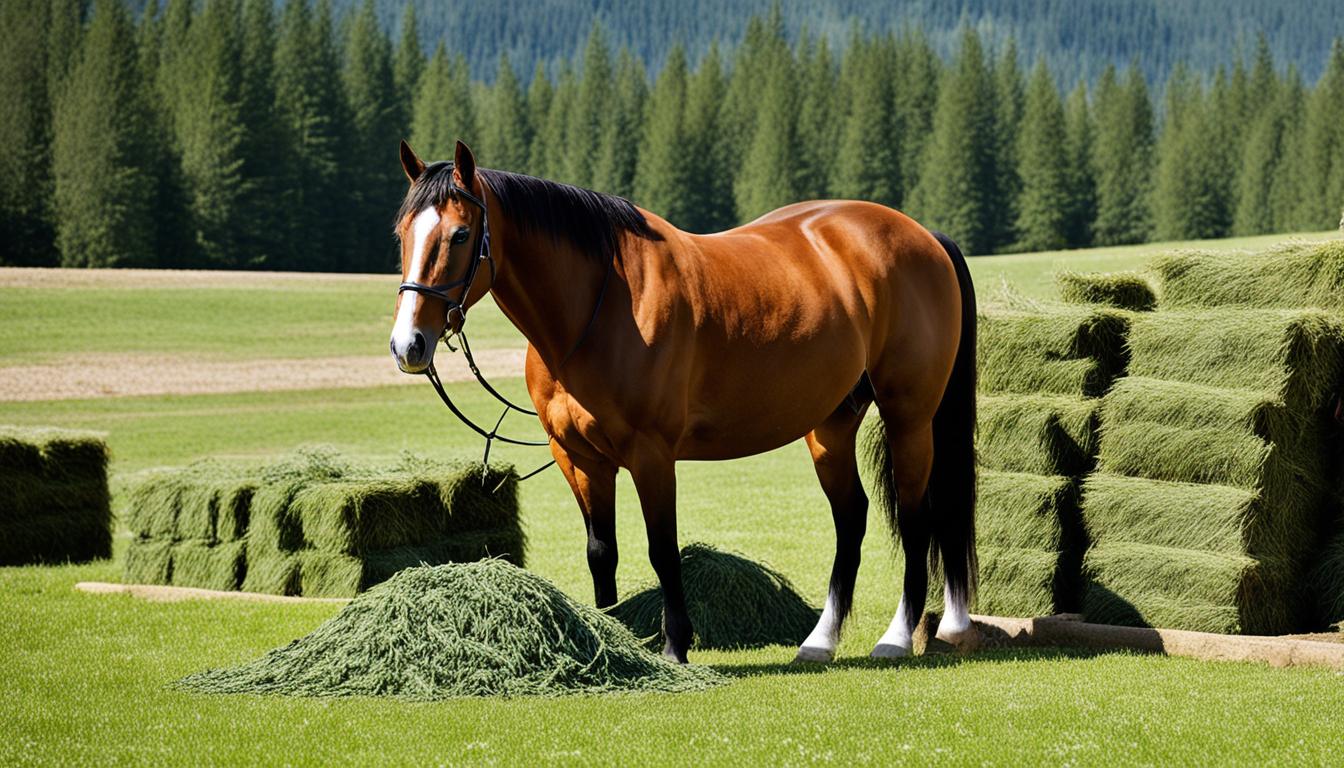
[124,539,173,585]
[1083,542,1294,634]
[977,395,1100,476]
[298,551,364,598]
[1125,309,1344,413]
[973,470,1084,613]
[123,461,256,544]
[606,543,817,650]
[1150,240,1344,311]
[978,306,1131,397]
[176,561,722,699]
[171,541,246,591]
[1058,271,1157,312]
[240,545,302,596]
[1097,378,1330,507]
[0,426,111,565]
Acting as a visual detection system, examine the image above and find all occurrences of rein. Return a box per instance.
[398,171,615,487]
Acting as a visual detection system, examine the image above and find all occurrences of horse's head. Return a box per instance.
[390,140,491,373]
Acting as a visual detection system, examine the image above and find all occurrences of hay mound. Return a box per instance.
[978,305,1131,397]
[0,426,111,565]
[1150,240,1344,311]
[1080,309,1344,634]
[176,561,721,699]
[605,543,817,650]
[1058,271,1157,312]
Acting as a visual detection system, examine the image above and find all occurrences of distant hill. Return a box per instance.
[343,0,1344,83]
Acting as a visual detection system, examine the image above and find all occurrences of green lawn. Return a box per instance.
[4,232,1344,765]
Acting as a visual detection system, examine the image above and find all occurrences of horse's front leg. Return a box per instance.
[551,441,619,607]
[628,450,693,663]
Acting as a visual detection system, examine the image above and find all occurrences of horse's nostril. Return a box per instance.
[410,332,426,363]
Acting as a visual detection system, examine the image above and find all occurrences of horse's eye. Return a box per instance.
[450,227,470,245]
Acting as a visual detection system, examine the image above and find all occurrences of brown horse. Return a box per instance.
[390,141,977,663]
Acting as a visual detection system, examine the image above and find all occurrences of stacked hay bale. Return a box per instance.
[124,462,254,590]
[967,303,1133,616]
[0,426,111,565]
[243,453,525,598]
[123,451,525,598]
[1082,241,1344,634]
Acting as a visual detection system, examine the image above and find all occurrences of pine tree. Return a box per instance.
[274,0,352,270]
[720,8,789,184]
[392,1,423,135]
[1013,59,1070,252]
[990,37,1025,250]
[0,0,57,265]
[524,62,555,174]
[733,39,802,222]
[1153,66,1230,240]
[1235,57,1293,235]
[634,44,691,224]
[343,0,401,271]
[484,55,531,172]
[832,40,898,206]
[562,22,613,188]
[683,43,734,233]
[1062,81,1096,248]
[794,33,837,200]
[175,0,250,268]
[409,44,477,162]
[591,48,646,198]
[1300,39,1344,229]
[237,0,285,267]
[890,29,940,208]
[907,27,998,255]
[530,64,573,180]
[1269,66,1308,231]
[1092,64,1154,245]
[51,0,160,267]
[47,0,85,100]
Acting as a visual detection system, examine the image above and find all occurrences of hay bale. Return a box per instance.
[978,394,1099,476]
[171,541,247,592]
[124,461,255,544]
[175,561,722,699]
[978,306,1131,397]
[0,426,111,565]
[1083,541,1294,634]
[1125,309,1344,412]
[970,471,1084,615]
[124,539,173,584]
[243,451,525,597]
[605,543,817,650]
[1150,240,1344,311]
[1058,271,1157,312]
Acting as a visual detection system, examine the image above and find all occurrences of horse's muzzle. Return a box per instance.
[391,330,431,374]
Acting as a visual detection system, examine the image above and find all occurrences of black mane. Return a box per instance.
[396,162,662,264]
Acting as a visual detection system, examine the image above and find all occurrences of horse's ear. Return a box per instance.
[400,140,425,184]
[454,140,476,189]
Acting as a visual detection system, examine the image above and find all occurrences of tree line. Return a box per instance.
[1,0,1342,271]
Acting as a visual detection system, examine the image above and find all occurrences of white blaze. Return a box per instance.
[391,207,440,358]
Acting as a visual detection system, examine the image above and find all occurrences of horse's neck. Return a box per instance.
[487,215,611,372]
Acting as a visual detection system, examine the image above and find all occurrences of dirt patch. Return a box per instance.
[0,266,386,291]
[75,581,349,604]
[0,349,526,401]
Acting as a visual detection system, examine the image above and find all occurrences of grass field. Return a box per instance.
[4,231,1344,764]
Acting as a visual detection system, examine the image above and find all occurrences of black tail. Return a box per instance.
[864,231,978,622]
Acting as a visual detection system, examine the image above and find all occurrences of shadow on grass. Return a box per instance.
[711,646,1123,679]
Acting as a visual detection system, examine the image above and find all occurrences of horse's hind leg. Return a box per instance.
[795,399,870,663]
[871,420,935,658]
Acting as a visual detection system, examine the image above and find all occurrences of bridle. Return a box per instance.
[396,167,616,487]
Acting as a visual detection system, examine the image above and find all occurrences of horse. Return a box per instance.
[389,140,978,664]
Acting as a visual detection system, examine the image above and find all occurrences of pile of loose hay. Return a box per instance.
[1058,271,1157,312]
[0,426,111,565]
[605,543,817,650]
[1081,306,1344,634]
[176,561,721,699]
[124,449,525,597]
[1150,240,1344,312]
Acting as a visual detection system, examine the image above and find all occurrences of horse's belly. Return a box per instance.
[675,341,865,460]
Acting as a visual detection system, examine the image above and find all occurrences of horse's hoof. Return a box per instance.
[869,642,911,659]
[793,645,835,664]
[662,648,689,665]
[934,624,983,654]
